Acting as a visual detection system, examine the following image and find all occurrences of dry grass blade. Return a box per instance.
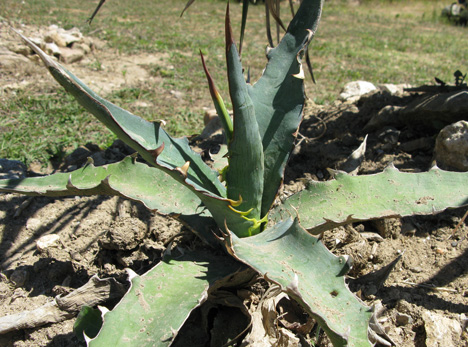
[264,2,274,47]
[305,49,316,83]
[266,0,287,33]
[288,0,296,17]
[239,0,250,55]
[180,0,196,17]
[87,0,107,24]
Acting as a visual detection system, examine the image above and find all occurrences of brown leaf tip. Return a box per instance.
[225,2,234,52]
[200,51,218,98]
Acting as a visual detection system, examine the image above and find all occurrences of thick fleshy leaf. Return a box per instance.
[272,166,468,234]
[0,156,255,238]
[225,7,265,234]
[200,52,233,142]
[15,31,225,199]
[89,252,244,346]
[249,0,324,216]
[0,156,203,216]
[223,218,372,347]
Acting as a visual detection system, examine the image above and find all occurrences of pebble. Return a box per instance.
[410,266,423,273]
[422,310,462,346]
[434,120,468,171]
[339,80,377,102]
[26,218,42,231]
[36,234,61,252]
[434,247,445,255]
[396,312,413,326]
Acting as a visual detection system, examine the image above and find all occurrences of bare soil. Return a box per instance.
[1,24,467,347]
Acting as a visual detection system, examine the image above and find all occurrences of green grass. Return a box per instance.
[0,90,115,165]
[1,0,468,165]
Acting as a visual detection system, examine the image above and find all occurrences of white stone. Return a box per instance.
[59,47,84,64]
[45,26,83,47]
[378,83,410,95]
[72,42,91,54]
[339,81,377,102]
[36,234,61,252]
[434,120,468,171]
[44,42,61,57]
[422,311,462,347]
[26,218,41,231]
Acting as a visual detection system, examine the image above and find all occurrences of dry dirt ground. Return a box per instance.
[0,24,467,346]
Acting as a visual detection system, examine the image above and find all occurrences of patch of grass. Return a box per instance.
[2,0,468,165]
[0,90,115,165]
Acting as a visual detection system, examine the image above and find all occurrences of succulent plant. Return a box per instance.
[2,0,468,345]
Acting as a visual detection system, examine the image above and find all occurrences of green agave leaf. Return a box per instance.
[272,166,468,234]
[0,156,203,216]
[225,7,265,234]
[0,154,256,238]
[14,30,225,199]
[89,252,244,346]
[200,51,233,142]
[249,0,324,216]
[223,218,372,347]
[14,30,262,237]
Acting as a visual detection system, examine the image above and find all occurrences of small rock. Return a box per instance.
[59,47,84,64]
[7,43,33,56]
[170,90,184,99]
[26,218,42,231]
[45,25,83,47]
[372,218,401,239]
[36,234,61,252]
[72,42,91,54]
[434,247,445,255]
[378,83,409,95]
[396,312,413,326]
[364,105,403,132]
[434,120,468,171]
[410,266,423,273]
[378,83,400,95]
[44,42,61,57]
[339,81,377,102]
[10,269,29,287]
[422,310,463,347]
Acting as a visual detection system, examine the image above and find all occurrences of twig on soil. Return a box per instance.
[447,208,468,246]
[0,275,126,334]
[400,280,457,293]
[298,114,327,143]
[13,197,34,218]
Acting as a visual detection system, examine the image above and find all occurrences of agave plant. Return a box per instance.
[3,0,468,345]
